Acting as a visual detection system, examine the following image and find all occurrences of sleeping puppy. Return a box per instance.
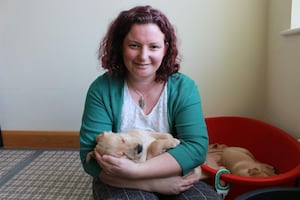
[86,129,180,163]
[205,144,276,177]
[221,146,276,177]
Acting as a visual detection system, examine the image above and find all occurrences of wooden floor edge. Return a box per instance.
[1,130,79,149]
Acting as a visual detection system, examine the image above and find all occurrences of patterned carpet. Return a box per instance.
[0,149,93,200]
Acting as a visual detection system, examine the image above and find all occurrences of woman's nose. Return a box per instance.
[138,47,148,60]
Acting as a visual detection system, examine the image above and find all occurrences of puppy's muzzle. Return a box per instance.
[136,144,143,154]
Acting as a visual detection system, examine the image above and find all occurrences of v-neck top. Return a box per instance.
[120,82,169,133]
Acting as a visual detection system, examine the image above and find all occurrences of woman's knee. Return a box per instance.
[92,178,159,200]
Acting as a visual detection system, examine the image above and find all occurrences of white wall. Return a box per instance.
[0,0,268,130]
[266,0,300,139]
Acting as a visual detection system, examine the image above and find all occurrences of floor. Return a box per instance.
[0,148,93,200]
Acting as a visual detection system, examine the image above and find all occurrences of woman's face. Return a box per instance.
[123,23,167,81]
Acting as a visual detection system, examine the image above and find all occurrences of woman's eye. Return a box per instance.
[129,43,139,49]
[150,45,160,50]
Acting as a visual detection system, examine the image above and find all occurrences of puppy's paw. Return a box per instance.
[170,138,180,147]
[174,138,180,145]
[86,151,95,163]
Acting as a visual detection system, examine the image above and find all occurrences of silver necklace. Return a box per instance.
[134,90,146,109]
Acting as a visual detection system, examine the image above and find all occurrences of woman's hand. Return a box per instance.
[148,175,198,195]
[94,149,141,178]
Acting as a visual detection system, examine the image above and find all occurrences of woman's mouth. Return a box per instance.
[134,63,150,68]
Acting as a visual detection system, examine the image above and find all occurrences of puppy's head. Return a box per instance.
[95,131,144,161]
[208,143,228,153]
[247,163,276,177]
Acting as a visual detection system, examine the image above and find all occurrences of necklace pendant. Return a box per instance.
[138,97,146,109]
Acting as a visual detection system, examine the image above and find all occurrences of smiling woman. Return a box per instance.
[79,5,221,200]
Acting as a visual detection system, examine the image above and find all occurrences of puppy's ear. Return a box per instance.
[248,168,260,176]
[262,164,276,175]
[263,163,274,170]
[96,132,107,142]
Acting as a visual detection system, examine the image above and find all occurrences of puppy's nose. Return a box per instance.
[136,144,143,154]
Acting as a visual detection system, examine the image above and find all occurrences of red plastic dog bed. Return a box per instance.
[202,116,300,200]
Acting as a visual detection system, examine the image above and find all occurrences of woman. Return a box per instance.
[80,5,221,200]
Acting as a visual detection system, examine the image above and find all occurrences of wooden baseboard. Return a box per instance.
[1,130,79,149]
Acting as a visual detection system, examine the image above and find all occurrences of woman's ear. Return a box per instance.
[164,42,169,55]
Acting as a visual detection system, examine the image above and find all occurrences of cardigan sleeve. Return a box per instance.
[167,73,208,175]
[79,76,114,178]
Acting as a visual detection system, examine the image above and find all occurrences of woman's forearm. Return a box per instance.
[98,151,182,179]
[134,152,182,179]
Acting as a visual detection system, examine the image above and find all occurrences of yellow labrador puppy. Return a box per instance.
[86,129,180,163]
[204,144,276,177]
[221,146,276,177]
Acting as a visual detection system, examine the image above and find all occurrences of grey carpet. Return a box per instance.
[0,149,93,200]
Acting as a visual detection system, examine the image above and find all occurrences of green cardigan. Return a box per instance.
[80,72,208,178]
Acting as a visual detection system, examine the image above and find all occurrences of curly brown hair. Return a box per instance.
[98,5,180,82]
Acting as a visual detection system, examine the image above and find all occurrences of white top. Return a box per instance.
[120,82,169,133]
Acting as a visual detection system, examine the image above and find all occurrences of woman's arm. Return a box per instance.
[95,150,181,179]
[167,74,209,175]
[80,74,123,178]
[94,150,204,194]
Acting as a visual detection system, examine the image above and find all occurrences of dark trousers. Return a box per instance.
[93,178,222,200]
